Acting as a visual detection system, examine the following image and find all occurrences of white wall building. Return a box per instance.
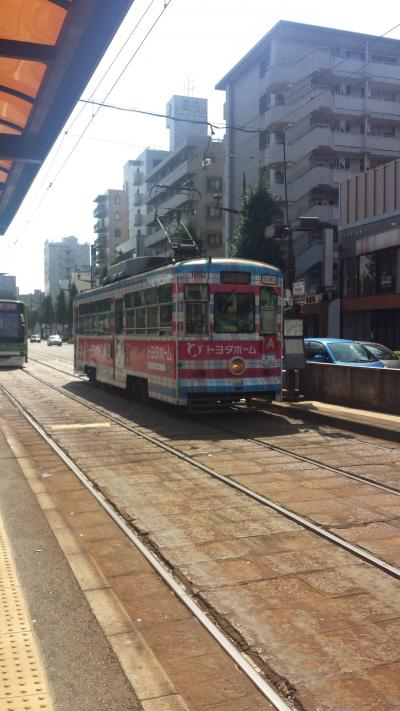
[142,95,225,257]
[122,149,168,258]
[44,236,90,300]
[216,21,400,292]
[0,273,18,299]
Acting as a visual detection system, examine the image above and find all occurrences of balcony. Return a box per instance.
[293,166,334,200]
[264,126,400,169]
[94,220,107,233]
[132,192,144,206]
[264,47,333,89]
[93,205,107,219]
[301,203,339,223]
[133,173,143,186]
[264,90,400,131]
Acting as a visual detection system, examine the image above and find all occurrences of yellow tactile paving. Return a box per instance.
[0,519,54,711]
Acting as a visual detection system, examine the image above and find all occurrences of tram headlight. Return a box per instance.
[228,357,246,375]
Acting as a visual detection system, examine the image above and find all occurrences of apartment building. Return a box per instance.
[122,150,168,258]
[44,237,90,300]
[339,158,400,349]
[0,273,18,299]
[143,95,224,257]
[92,189,128,284]
[216,21,400,295]
[19,289,44,312]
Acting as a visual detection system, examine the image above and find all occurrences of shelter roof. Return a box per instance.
[0,0,133,234]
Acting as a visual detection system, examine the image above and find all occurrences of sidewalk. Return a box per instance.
[275,398,400,440]
[0,424,144,711]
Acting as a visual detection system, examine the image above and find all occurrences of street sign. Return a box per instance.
[292,280,305,302]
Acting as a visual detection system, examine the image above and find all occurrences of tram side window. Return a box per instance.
[184,285,209,335]
[146,287,158,334]
[159,284,172,335]
[134,291,145,334]
[260,287,277,334]
[78,299,111,335]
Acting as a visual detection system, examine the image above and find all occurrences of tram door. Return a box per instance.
[114,297,124,382]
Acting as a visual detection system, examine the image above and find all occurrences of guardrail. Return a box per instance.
[300,362,400,413]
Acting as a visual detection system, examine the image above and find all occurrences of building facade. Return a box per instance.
[0,273,18,299]
[44,237,90,301]
[92,189,128,284]
[142,96,224,258]
[19,289,44,312]
[216,21,400,297]
[339,158,400,348]
[122,150,168,258]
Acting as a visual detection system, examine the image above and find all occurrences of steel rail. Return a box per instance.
[0,382,292,711]
[30,355,400,454]
[4,374,400,582]
[23,367,400,499]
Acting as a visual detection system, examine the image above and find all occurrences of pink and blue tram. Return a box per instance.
[74,257,283,411]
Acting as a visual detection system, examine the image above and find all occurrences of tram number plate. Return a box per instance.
[233,379,244,388]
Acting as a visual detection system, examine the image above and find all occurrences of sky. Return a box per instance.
[2,0,400,293]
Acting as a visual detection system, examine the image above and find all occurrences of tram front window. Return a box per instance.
[214,293,255,334]
[0,313,19,340]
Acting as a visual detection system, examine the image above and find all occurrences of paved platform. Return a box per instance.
[0,426,142,711]
[0,404,276,711]
[275,399,400,440]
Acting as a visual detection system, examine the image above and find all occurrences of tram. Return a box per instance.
[0,300,28,367]
[74,257,283,411]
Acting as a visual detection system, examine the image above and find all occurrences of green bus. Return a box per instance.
[0,300,28,367]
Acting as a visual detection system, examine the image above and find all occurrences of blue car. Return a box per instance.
[304,338,385,367]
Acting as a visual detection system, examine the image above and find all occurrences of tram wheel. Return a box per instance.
[138,379,149,403]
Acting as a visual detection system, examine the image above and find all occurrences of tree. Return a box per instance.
[230,175,284,267]
[40,295,54,333]
[55,289,68,332]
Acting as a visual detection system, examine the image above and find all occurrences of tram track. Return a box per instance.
[4,366,400,579]
[24,361,400,498]
[29,353,400,457]
[3,364,400,709]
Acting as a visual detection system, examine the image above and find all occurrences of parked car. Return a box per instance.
[304,338,384,367]
[30,334,41,343]
[358,341,400,369]
[47,334,62,347]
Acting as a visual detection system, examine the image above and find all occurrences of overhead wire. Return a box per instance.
[19,0,172,237]
[5,15,400,256]
[26,0,159,220]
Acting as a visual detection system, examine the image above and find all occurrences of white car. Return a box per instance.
[47,335,62,347]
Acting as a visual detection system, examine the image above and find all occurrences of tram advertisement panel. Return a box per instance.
[124,339,176,377]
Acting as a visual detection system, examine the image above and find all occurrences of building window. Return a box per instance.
[114,228,121,238]
[207,177,222,192]
[259,92,270,114]
[376,248,396,294]
[259,58,267,78]
[115,195,120,204]
[207,205,222,219]
[207,233,222,247]
[359,253,376,296]
[259,130,270,151]
[115,212,120,220]
[342,257,358,297]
